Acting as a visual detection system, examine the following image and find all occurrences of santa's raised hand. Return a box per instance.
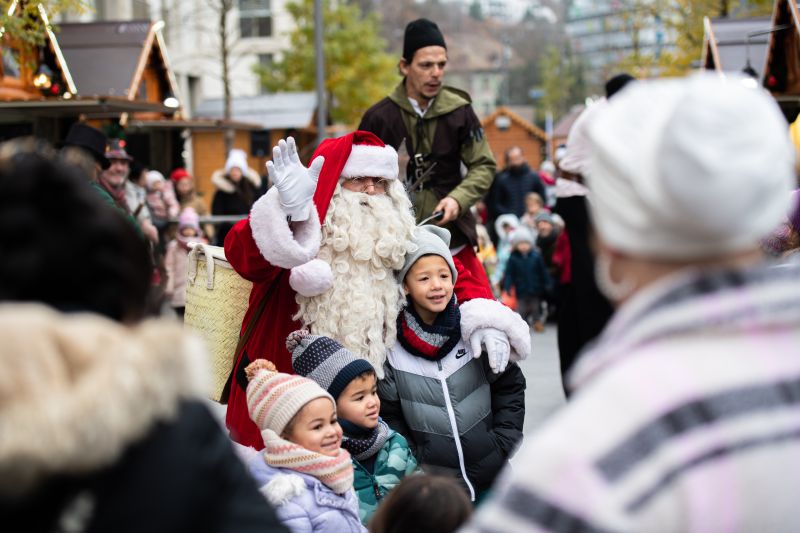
[267,136,324,222]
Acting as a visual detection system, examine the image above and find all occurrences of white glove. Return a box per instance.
[470,327,511,374]
[267,137,324,222]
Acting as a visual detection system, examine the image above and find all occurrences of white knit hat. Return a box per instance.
[145,170,165,189]
[398,225,457,283]
[586,73,796,260]
[510,226,535,247]
[245,359,334,436]
[224,148,249,174]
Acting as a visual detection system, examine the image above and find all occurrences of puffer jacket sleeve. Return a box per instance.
[486,359,526,458]
[378,362,417,455]
[275,501,313,533]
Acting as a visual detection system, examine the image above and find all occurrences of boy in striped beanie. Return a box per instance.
[243,359,364,532]
[288,330,418,525]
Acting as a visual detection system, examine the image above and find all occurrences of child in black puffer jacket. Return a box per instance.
[378,225,527,503]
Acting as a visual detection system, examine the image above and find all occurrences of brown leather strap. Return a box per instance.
[220,269,284,403]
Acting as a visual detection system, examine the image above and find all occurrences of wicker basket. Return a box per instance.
[185,243,252,402]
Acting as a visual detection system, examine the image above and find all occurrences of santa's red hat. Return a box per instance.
[310,131,398,223]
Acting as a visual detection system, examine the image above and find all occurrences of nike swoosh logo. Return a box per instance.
[455,349,467,359]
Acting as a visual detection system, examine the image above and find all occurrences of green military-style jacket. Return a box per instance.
[359,82,496,248]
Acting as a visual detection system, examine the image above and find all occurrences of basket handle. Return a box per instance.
[187,243,218,290]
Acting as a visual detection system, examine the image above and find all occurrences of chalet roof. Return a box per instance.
[702,16,771,77]
[481,105,547,141]
[552,106,585,138]
[0,3,77,96]
[762,0,800,98]
[55,20,179,103]
[194,92,317,130]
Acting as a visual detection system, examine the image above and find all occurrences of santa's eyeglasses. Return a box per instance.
[347,176,389,192]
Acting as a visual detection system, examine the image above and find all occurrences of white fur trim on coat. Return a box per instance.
[459,298,531,362]
[262,473,306,507]
[340,144,399,181]
[289,259,333,297]
[211,167,262,193]
[250,187,322,269]
[0,304,209,498]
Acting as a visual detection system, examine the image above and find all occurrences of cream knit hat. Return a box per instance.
[586,73,795,260]
[245,359,334,436]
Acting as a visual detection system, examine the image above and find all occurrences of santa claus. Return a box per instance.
[224,131,529,448]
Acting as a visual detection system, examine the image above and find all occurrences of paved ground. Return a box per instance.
[519,323,566,436]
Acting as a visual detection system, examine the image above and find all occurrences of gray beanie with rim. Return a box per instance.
[399,225,457,283]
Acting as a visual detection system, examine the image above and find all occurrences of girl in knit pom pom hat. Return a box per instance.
[164,207,207,319]
[287,329,418,525]
[379,225,527,504]
[243,359,366,533]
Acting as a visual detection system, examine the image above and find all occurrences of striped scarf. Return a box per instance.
[397,295,461,361]
[340,418,391,461]
[262,429,354,495]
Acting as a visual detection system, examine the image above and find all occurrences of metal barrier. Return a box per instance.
[168,215,248,224]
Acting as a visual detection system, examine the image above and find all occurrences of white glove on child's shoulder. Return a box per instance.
[267,137,324,222]
[470,327,511,373]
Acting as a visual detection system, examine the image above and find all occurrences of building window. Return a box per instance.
[240,0,272,38]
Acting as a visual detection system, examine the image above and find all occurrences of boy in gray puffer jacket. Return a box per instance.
[378,225,527,502]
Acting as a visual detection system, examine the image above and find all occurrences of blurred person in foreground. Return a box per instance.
[462,74,800,532]
[369,475,471,533]
[0,140,284,533]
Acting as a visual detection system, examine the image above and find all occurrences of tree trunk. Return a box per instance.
[220,0,234,155]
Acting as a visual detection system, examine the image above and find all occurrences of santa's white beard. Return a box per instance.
[294,181,417,375]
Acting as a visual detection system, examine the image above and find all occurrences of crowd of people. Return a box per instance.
[2,15,800,533]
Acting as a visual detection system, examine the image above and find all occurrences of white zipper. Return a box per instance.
[438,361,476,501]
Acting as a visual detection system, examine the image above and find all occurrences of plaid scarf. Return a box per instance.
[397,295,461,361]
[262,429,354,495]
[340,418,391,462]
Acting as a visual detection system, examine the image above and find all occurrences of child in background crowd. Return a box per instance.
[519,192,546,233]
[171,167,215,243]
[475,224,497,292]
[491,214,519,291]
[535,212,561,284]
[379,225,526,503]
[504,227,552,332]
[244,360,365,533]
[164,208,206,319]
[145,170,180,231]
[288,330,418,525]
[368,475,472,533]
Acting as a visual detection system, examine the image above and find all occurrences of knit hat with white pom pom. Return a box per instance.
[245,358,334,435]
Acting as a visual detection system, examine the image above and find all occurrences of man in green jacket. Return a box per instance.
[358,18,495,290]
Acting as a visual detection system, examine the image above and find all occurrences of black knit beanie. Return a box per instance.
[403,18,447,62]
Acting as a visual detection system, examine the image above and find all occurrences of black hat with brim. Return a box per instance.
[61,123,111,169]
[403,18,447,62]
